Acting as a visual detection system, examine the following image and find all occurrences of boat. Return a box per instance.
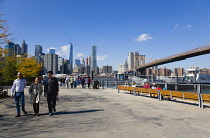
[185,67,210,83]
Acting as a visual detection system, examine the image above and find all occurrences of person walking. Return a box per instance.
[28,77,43,116]
[87,77,91,89]
[11,72,27,117]
[44,71,59,116]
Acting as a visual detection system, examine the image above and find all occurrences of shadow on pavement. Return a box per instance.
[38,109,104,116]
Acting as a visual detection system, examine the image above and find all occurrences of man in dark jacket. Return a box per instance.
[44,71,59,116]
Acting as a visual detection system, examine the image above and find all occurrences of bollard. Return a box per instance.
[197,84,203,108]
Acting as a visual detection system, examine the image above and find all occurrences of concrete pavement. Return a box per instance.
[1,86,210,138]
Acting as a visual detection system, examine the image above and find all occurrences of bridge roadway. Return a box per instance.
[1,86,210,137]
[127,44,210,74]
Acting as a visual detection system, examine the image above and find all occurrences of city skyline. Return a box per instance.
[1,0,210,70]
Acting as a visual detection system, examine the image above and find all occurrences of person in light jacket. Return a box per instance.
[29,77,43,116]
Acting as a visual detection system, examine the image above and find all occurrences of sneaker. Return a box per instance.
[23,111,27,115]
[49,113,53,116]
[53,108,56,113]
[15,114,20,117]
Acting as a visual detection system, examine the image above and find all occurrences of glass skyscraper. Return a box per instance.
[35,45,42,56]
[21,40,28,56]
[68,42,73,74]
[49,49,55,54]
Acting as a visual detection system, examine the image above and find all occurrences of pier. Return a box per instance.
[1,86,210,137]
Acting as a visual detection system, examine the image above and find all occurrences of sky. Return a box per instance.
[1,0,210,71]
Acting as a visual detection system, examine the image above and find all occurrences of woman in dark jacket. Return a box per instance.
[29,77,43,116]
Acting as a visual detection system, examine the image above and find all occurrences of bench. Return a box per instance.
[117,85,210,108]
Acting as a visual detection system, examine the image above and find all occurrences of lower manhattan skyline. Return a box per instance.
[1,0,210,70]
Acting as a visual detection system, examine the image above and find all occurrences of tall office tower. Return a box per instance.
[21,40,28,56]
[86,57,88,65]
[102,65,113,74]
[75,59,81,67]
[43,53,58,74]
[128,52,134,70]
[68,42,73,74]
[49,49,55,54]
[58,57,64,74]
[85,65,91,75]
[91,46,97,72]
[88,56,91,68]
[14,44,21,55]
[4,42,14,56]
[35,45,42,56]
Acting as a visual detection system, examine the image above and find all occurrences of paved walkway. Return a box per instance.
[1,86,210,138]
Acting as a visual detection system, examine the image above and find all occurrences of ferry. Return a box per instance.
[185,67,210,83]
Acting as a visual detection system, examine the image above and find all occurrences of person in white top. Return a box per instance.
[11,72,27,117]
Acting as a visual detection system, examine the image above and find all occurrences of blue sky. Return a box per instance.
[1,0,210,71]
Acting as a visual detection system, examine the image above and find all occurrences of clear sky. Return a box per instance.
[1,0,210,71]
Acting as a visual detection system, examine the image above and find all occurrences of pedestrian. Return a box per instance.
[11,72,27,117]
[143,82,150,89]
[28,77,43,116]
[44,71,59,116]
[81,77,85,88]
[87,77,91,89]
[65,77,70,89]
[70,77,73,88]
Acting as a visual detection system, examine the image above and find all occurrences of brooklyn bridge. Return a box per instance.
[124,43,210,75]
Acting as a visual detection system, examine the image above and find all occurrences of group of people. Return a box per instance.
[59,76,92,89]
[11,71,59,117]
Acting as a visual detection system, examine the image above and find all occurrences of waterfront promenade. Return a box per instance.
[1,86,210,138]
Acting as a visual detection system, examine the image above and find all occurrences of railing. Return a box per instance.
[117,85,210,108]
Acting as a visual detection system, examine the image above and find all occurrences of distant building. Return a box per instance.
[68,42,73,74]
[14,44,21,55]
[91,46,97,72]
[58,57,64,74]
[43,53,58,74]
[4,42,14,56]
[75,59,81,67]
[35,45,42,56]
[49,49,55,54]
[128,52,134,70]
[102,65,113,74]
[201,68,210,74]
[21,40,28,56]
[173,67,184,76]
[118,59,128,74]
[85,65,91,75]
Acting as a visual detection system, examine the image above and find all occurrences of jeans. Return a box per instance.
[14,92,26,114]
[47,94,56,113]
[33,103,39,114]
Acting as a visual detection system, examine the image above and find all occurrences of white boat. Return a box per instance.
[185,67,210,83]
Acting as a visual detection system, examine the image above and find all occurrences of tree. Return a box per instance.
[0,14,12,45]
[16,56,43,78]
[0,48,17,85]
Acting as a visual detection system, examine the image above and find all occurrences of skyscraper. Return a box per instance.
[128,52,134,70]
[43,53,58,74]
[21,40,28,56]
[91,46,97,72]
[49,49,55,54]
[68,42,73,74]
[14,44,21,55]
[35,45,42,56]
[4,42,14,56]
